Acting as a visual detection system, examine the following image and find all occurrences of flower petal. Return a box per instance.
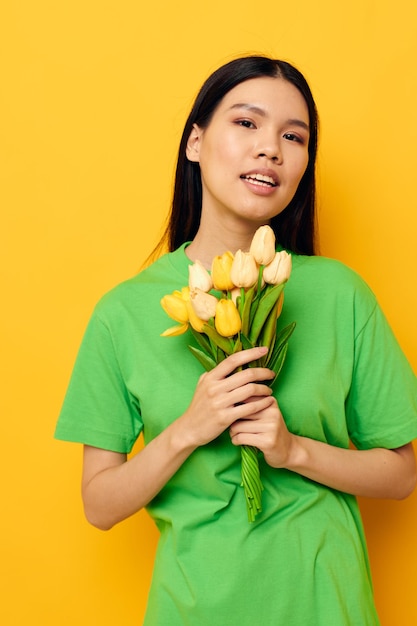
[161,323,189,337]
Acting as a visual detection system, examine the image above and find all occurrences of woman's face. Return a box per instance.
[186,76,310,229]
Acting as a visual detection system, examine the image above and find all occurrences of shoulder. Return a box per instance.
[92,246,189,322]
[292,254,376,301]
[287,254,379,333]
[293,253,364,282]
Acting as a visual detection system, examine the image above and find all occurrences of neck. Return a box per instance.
[186,213,269,269]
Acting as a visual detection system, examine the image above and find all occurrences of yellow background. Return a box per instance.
[1,1,416,624]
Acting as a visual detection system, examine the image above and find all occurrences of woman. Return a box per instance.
[55,56,417,625]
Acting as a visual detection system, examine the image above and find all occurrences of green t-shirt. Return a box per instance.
[55,244,417,625]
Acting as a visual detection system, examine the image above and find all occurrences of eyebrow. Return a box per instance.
[228,103,310,131]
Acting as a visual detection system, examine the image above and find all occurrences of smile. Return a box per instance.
[240,173,278,187]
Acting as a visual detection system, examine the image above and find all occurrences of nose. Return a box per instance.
[255,134,281,162]
[257,150,280,162]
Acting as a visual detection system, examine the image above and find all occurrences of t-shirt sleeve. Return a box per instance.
[54,310,143,453]
[346,300,417,450]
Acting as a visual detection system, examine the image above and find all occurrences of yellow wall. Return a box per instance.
[1,1,416,624]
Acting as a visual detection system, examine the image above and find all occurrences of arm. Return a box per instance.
[287,437,416,500]
[82,346,274,530]
[229,397,417,500]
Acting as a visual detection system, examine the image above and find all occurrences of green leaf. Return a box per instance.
[217,346,227,363]
[249,292,260,328]
[188,345,217,372]
[248,284,285,344]
[273,321,296,354]
[233,337,243,354]
[258,298,281,365]
[269,342,288,386]
[189,326,215,358]
[266,321,295,368]
[240,333,254,350]
[240,285,256,336]
[202,323,235,355]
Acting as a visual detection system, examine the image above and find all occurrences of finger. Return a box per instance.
[230,417,263,436]
[212,346,269,379]
[228,381,273,406]
[230,395,275,423]
[230,395,277,428]
[227,366,275,389]
[230,431,264,447]
[214,365,274,397]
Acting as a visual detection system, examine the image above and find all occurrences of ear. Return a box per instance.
[186,124,203,162]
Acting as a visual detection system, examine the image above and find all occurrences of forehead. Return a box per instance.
[217,76,309,121]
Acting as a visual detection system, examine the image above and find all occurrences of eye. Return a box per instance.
[283,132,301,142]
[235,119,256,129]
[283,132,307,144]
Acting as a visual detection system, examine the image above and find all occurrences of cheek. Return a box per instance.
[292,154,309,186]
[213,136,239,163]
[200,138,239,179]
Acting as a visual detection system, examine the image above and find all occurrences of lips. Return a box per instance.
[240,170,279,187]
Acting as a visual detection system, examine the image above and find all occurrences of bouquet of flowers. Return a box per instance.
[160,225,295,522]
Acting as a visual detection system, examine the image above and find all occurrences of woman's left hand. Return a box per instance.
[229,395,293,468]
[229,397,417,500]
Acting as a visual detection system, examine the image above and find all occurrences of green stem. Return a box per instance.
[257,265,264,295]
[241,445,263,522]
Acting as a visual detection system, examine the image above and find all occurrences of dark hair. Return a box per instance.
[158,55,318,257]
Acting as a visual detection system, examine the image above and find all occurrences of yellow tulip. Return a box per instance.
[249,225,276,266]
[160,290,189,323]
[215,299,242,337]
[230,250,258,289]
[189,260,213,292]
[190,288,218,321]
[211,251,235,291]
[186,300,207,332]
[263,251,292,285]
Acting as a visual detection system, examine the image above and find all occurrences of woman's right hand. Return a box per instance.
[179,346,275,449]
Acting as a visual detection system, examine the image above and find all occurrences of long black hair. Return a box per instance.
[158,55,319,257]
